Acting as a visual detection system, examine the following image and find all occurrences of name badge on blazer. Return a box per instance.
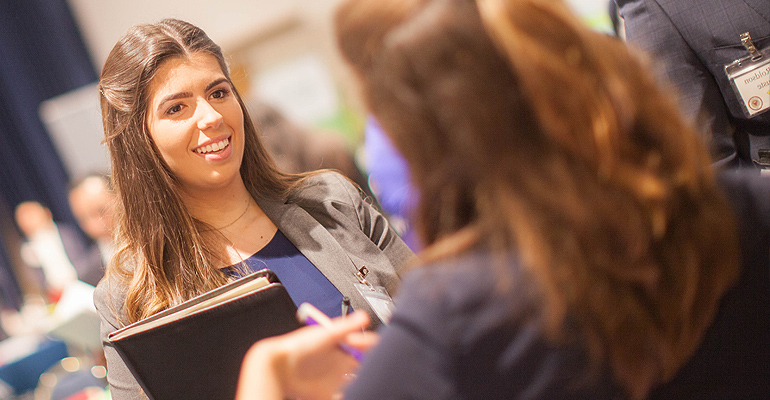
[354,265,396,324]
[354,283,395,324]
[725,32,770,118]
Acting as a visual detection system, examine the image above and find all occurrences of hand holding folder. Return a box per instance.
[108,269,301,400]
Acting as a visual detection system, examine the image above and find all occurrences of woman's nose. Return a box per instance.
[196,99,223,130]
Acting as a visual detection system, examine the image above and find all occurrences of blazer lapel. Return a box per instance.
[258,197,357,285]
[257,195,400,327]
[257,196,374,314]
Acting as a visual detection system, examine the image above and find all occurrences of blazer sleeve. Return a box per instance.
[615,0,738,165]
[94,280,148,400]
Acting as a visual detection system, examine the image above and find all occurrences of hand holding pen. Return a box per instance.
[237,304,378,400]
[298,302,364,361]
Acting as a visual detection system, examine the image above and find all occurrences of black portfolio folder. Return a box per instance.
[108,269,301,400]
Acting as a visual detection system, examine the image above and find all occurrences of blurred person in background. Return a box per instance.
[247,99,370,193]
[95,18,412,400]
[237,0,769,398]
[363,117,419,250]
[14,201,79,301]
[68,174,115,287]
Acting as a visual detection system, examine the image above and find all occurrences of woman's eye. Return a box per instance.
[165,104,183,115]
[211,88,230,99]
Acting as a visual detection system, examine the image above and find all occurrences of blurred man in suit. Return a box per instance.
[67,174,114,287]
[616,0,770,167]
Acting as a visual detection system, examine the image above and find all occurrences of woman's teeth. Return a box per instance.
[194,138,229,154]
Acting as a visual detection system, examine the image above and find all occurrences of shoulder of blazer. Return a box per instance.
[288,171,369,226]
[94,269,131,330]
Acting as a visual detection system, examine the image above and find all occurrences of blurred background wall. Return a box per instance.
[68,0,358,134]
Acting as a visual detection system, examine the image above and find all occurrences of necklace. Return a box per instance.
[213,196,251,231]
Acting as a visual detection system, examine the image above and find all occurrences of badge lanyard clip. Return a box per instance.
[741,32,763,61]
[355,265,374,290]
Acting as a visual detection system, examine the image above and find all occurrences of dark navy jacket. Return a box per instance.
[346,171,770,399]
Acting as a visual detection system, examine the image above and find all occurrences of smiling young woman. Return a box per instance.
[95,19,413,400]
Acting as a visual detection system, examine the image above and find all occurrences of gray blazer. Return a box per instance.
[94,172,415,400]
[616,0,770,166]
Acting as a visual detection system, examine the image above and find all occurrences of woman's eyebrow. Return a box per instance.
[156,78,230,112]
[157,91,192,112]
[205,78,229,92]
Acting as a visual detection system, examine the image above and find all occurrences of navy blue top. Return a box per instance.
[222,230,344,318]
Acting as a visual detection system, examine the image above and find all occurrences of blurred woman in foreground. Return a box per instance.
[238,0,770,398]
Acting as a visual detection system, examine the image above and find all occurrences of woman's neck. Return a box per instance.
[181,180,253,229]
[181,181,277,267]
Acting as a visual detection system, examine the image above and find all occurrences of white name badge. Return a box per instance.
[353,283,395,325]
[725,37,770,118]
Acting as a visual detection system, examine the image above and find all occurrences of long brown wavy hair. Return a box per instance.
[335,0,740,397]
[99,19,302,324]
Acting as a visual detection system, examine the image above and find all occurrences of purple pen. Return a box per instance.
[297,302,364,362]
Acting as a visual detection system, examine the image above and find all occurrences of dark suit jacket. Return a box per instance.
[617,0,770,166]
[57,223,105,287]
[94,172,414,400]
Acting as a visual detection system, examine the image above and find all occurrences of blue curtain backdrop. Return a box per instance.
[0,0,98,308]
